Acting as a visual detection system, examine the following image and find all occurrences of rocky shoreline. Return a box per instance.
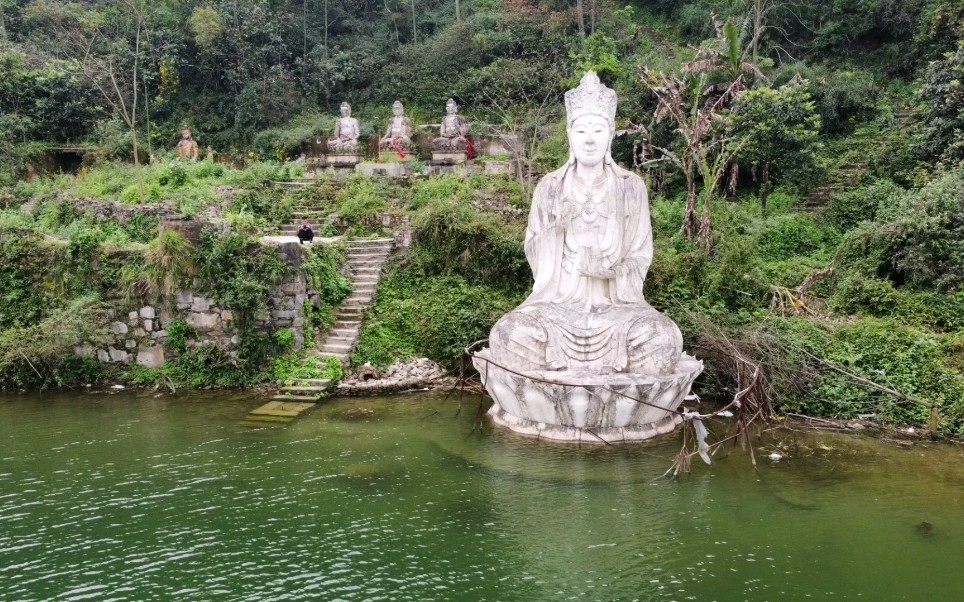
[335,357,456,396]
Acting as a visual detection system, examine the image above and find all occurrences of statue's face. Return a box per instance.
[393,104,403,117]
[568,114,610,168]
[340,105,350,117]
[181,129,191,139]
[446,102,457,115]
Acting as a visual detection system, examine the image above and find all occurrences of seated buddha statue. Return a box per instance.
[379,100,414,151]
[486,72,683,377]
[433,98,468,152]
[175,126,199,161]
[328,102,361,153]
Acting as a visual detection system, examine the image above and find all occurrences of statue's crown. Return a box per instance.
[564,71,617,125]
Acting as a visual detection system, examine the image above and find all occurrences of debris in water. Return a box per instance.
[111,385,125,390]
[768,452,783,462]
[915,521,934,538]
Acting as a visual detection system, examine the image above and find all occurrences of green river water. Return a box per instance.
[1,390,962,601]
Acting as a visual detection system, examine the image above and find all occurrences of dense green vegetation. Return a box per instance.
[1,0,963,435]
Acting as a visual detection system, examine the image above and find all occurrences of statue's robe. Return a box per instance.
[489,161,683,375]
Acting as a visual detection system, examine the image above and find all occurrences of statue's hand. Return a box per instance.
[578,266,616,279]
[577,252,616,279]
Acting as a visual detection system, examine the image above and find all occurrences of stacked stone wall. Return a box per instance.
[77,241,311,369]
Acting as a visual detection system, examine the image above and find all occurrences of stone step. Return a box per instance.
[350,264,385,271]
[349,254,388,261]
[320,346,353,355]
[348,261,388,268]
[347,252,391,259]
[348,244,389,250]
[324,335,357,344]
[270,394,321,402]
[333,320,361,328]
[330,328,357,337]
[270,181,310,190]
[280,385,330,393]
[315,351,349,363]
[348,238,394,245]
[342,303,371,311]
[249,400,316,418]
[290,378,332,386]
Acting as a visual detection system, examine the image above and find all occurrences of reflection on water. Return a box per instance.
[1,390,962,601]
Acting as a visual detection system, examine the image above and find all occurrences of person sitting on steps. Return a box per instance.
[297,220,314,244]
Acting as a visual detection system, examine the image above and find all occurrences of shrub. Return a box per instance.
[166,318,193,354]
[353,269,521,369]
[756,214,838,261]
[824,178,905,231]
[194,230,287,329]
[766,316,964,435]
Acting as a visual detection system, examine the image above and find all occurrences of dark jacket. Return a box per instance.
[297,225,314,243]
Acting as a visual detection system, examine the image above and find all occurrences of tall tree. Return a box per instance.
[643,19,763,250]
[411,0,417,44]
[575,0,585,39]
[28,0,149,198]
[0,1,7,44]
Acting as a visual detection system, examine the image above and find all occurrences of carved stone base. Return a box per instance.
[356,162,408,178]
[489,407,682,443]
[472,351,703,443]
[432,152,468,164]
[326,154,361,166]
[483,160,514,175]
[427,163,470,177]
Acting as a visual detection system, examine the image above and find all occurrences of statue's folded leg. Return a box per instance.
[488,310,550,373]
[625,312,684,375]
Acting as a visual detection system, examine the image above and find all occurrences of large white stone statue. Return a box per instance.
[472,72,702,443]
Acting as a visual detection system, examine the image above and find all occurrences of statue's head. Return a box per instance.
[181,126,193,140]
[446,98,458,115]
[340,102,351,117]
[564,72,617,167]
[392,101,404,116]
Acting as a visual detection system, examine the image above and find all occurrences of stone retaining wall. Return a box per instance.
[77,241,311,369]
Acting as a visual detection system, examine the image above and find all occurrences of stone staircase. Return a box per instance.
[269,179,316,190]
[805,161,869,210]
[314,238,395,365]
[245,377,334,424]
[278,205,330,237]
[272,377,333,402]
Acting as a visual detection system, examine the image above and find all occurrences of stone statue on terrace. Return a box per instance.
[472,71,702,444]
[433,98,468,152]
[175,126,199,161]
[379,100,414,152]
[328,102,361,154]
